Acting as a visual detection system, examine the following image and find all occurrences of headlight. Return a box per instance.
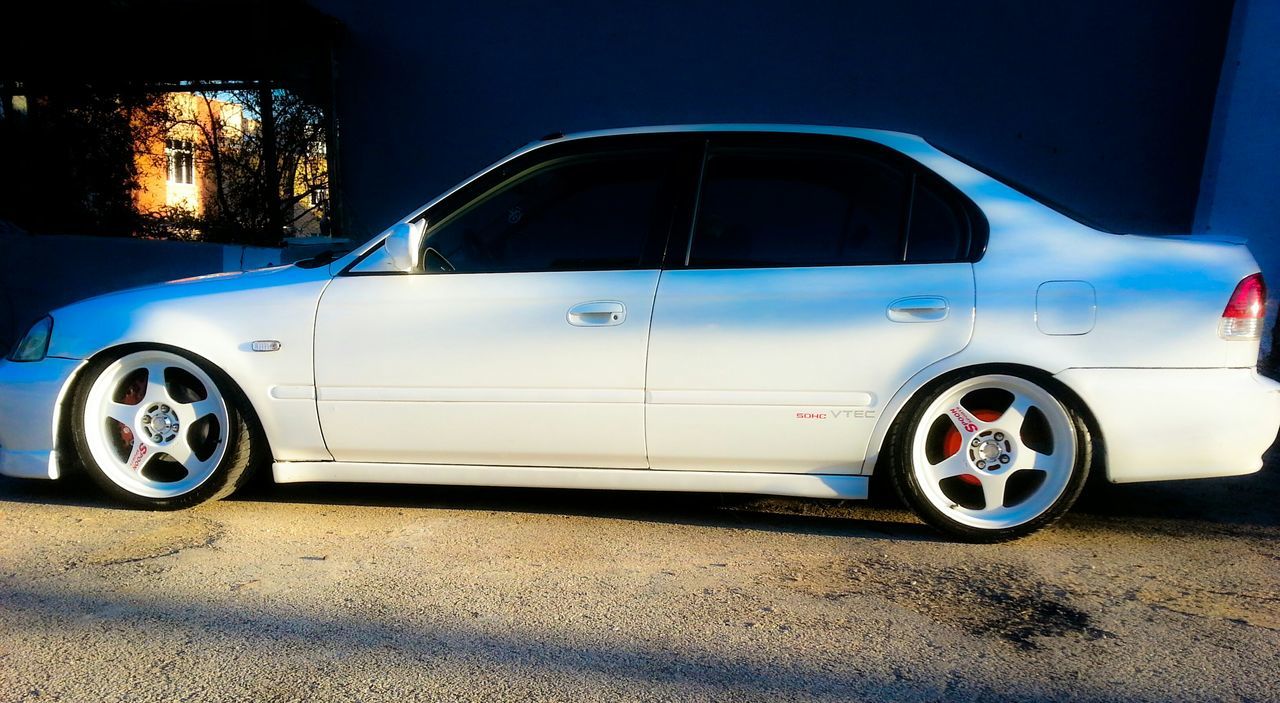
[9,316,53,362]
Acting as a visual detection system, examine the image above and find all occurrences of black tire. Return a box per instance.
[68,347,260,509]
[888,367,1093,542]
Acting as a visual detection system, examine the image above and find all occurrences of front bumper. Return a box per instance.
[0,357,85,480]
[1056,367,1280,483]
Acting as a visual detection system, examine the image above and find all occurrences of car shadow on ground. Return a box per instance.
[1070,449,1280,530]
[3,450,1277,540]
[0,466,945,542]
[252,480,951,542]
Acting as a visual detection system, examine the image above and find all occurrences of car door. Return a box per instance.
[645,134,979,473]
[314,137,698,468]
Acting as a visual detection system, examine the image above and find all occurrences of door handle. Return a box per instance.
[568,301,626,326]
[887,296,950,323]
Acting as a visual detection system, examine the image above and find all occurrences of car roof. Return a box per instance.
[384,123,979,240]
[534,124,927,152]
[547,125,1112,232]
[555,123,922,141]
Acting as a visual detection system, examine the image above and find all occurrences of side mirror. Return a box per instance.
[384,220,427,272]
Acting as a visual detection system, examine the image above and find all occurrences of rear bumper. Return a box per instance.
[1055,367,1280,483]
[0,357,84,480]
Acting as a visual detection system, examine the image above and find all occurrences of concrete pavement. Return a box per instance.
[0,459,1277,702]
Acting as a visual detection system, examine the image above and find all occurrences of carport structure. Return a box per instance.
[0,0,346,238]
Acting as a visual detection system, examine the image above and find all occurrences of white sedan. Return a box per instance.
[1,125,1276,541]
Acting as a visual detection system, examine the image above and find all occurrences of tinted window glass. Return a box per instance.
[420,152,677,273]
[906,178,969,263]
[689,151,908,268]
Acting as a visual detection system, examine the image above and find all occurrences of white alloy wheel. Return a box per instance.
[896,373,1089,540]
[81,350,232,499]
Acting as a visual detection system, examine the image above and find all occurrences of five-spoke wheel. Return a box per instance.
[892,371,1091,541]
[70,349,257,508]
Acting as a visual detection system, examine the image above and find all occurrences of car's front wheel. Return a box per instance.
[891,370,1092,542]
[70,348,257,509]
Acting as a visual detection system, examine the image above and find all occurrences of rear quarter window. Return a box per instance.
[906,177,972,263]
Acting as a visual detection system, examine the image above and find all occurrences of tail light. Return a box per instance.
[1220,273,1266,340]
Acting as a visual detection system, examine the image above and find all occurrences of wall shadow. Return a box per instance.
[0,578,1173,703]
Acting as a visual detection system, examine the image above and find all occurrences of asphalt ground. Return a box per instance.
[0,453,1277,702]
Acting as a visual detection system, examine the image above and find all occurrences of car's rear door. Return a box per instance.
[645,134,979,473]
[314,135,700,468]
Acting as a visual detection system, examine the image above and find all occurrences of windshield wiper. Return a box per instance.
[294,248,345,269]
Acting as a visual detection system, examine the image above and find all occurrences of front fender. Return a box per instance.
[46,265,334,462]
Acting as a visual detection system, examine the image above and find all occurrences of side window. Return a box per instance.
[906,176,970,263]
[688,150,909,268]
[419,152,677,273]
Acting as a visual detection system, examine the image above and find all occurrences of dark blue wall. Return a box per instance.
[312,1,1234,239]
[1197,0,1280,272]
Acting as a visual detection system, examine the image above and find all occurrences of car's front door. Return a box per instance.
[314,138,697,468]
[645,135,980,473]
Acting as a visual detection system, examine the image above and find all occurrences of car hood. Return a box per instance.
[61,264,309,307]
[46,264,335,360]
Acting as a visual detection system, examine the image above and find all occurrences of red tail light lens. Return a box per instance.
[1220,273,1266,340]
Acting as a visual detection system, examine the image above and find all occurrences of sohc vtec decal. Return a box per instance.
[795,409,878,420]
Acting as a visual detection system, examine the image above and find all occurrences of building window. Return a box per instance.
[166,138,194,185]
[310,186,328,208]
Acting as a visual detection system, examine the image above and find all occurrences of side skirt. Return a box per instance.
[272,461,869,500]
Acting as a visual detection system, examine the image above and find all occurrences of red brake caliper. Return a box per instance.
[117,374,146,448]
[943,409,1002,486]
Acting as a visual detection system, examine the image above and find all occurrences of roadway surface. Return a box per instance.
[1,456,1277,702]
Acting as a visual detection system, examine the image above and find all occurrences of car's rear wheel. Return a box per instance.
[891,371,1091,542]
[70,348,257,509]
